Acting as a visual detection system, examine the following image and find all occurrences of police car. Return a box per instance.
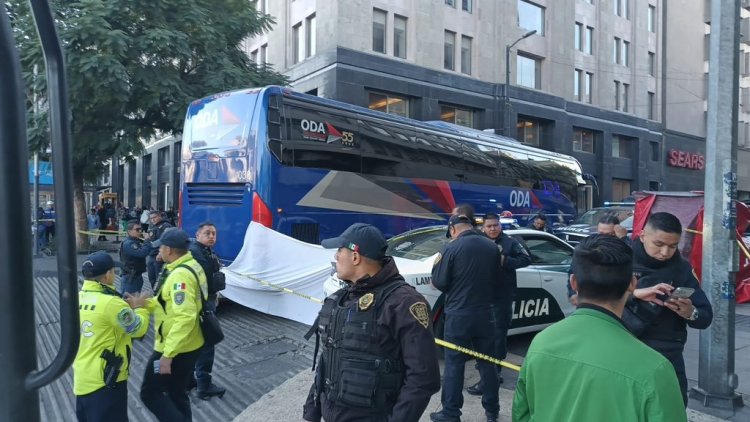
[323,226,576,336]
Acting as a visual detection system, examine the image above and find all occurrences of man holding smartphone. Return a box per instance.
[625,212,713,406]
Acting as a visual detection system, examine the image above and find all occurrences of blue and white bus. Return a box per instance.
[180,86,587,262]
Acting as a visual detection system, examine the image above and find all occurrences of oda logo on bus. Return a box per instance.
[301,119,354,146]
[509,190,531,208]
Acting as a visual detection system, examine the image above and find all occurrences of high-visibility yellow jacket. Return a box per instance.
[146,252,207,358]
[73,280,149,396]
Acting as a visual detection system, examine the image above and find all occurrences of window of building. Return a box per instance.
[260,44,268,65]
[573,128,595,153]
[445,0,455,7]
[614,0,621,15]
[461,35,472,74]
[649,181,660,191]
[622,40,629,66]
[292,22,302,64]
[585,26,594,54]
[650,141,659,161]
[517,117,541,146]
[614,0,629,18]
[648,5,656,32]
[648,51,655,76]
[612,178,632,201]
[648,91,656,120]
[441,105,474,127]
[373,9,387,53]
[614,81,620,110]
[574,69,582,100]
[575,22,583,51]
[369,92,409,117]
[585,72,593,103]
[623,83,629,112]
[517,53,540,89]
[613,37,621,64]
[250,49,258,64]
[612,135,634,159]
[444,30,456,70]
[462,0,472,12]
[306,14,316,58]
[394,15,407,59]
[518,0,545,35]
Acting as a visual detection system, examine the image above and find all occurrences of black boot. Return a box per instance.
[466,381,483,396]
[197,382,226,400]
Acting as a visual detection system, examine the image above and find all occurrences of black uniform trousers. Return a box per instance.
[75,381,128,422]
[141,349,201,422]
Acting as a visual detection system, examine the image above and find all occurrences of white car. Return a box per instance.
[324,226,576,336]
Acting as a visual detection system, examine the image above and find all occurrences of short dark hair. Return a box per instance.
[645,212,682,234]
[572,234,633,301]
[197,221,216,230]
[598,215,620,225]
[534,214,546,222]
[126,220,141,230]
[484,213,500,222]
[453,203,475,219]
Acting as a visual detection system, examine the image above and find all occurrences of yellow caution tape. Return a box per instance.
[77,229,128,236]
[682,228,750,260]
[225,269,324,304]
[434,338,521,371]
[225,269,522,371]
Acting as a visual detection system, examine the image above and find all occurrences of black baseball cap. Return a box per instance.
[81,251,121,278]
[321,223,388,260]
[446,214,473,238]
[152,229,191,248]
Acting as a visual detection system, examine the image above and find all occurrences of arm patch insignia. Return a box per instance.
[174,291,186,305]
[117,308,140,333]
[409,302,429,329]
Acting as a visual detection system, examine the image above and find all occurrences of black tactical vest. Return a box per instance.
[307,280,407,412]
[120,238,147,273]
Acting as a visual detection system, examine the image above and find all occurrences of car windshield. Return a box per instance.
[387,228,447,260]
[573,207,633,225]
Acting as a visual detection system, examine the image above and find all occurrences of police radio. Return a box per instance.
[100,349,123,388]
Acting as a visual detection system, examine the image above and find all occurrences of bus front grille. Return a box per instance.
[186,183,246,206]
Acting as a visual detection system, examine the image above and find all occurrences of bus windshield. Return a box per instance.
[185,92,256,152]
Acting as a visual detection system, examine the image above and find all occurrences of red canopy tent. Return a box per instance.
[630,191,750,303]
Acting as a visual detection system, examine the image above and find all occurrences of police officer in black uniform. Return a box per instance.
[146,212,172,287]
[624,212,713,406]
[119,219,152,295]
[467,213,531,396]
[431,215,502,422]
[188,221,226,399]
[303,223,441,422]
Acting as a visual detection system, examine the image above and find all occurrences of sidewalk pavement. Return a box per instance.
[234,350,728,422]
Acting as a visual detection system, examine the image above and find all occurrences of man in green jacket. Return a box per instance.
[512,234,686,422]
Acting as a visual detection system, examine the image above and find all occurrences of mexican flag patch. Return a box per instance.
[173,282,187,291]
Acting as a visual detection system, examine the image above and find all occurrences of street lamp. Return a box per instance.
[503,29,537,136]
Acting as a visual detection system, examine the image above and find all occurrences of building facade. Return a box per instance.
[113,0,750,209]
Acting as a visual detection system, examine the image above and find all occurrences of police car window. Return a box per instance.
[386,229,447,260]
[521,236,573,265]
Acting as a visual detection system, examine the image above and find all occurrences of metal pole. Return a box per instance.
[33,152,39,256]
[691,0,744,410]
[504,45,510,136]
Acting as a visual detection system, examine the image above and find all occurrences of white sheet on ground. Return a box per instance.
[222,222,331,326]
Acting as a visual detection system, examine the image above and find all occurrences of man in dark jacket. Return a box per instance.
[146,212,173,287]
[188,222,226,400]
[303,223,441,422]
[119,220,152,295]
[430,215,502,422]
[467,213,531,396]
[625,212,713,406]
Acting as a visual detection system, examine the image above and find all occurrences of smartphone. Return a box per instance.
[669,287,695,300]
[153,360,160,374]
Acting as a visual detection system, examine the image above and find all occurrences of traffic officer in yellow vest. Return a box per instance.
[127,229,207,421]
[74,251,149,422]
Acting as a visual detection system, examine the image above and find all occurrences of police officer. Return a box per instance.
[74,251,149,422]
[146,211,173,287]
[625,212,713,406]
[188,221,226,399]
[303,223,441,422]
[119,219,152,295]
[129,229,208,421]
[467,213,531,396]
[431,215,502,422]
